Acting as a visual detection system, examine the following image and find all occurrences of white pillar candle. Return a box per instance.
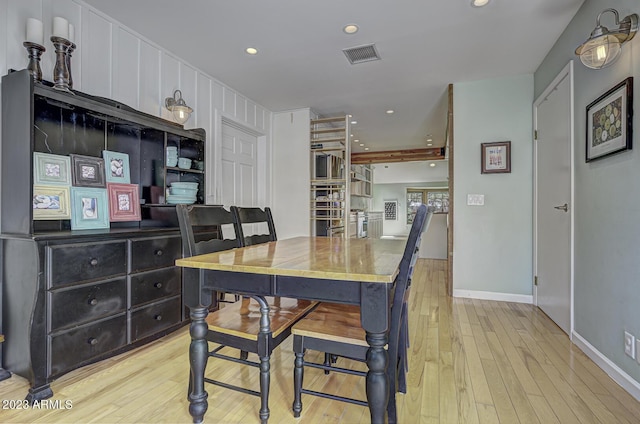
[26,18,44,45]
[68,23,75,43]
[52,16,69,39]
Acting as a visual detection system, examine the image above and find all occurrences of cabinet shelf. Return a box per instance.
[165,166,204,174]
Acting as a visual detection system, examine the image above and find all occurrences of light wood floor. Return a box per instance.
[1,259,639,423]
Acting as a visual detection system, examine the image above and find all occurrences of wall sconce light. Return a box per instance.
[164,89,193,124]
[575,8,638,69]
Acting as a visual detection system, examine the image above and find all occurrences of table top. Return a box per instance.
[176,236,406,283]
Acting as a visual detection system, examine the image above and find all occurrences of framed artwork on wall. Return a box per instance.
[70,187,109,230]
[33,152,71,186]
[384,200,398,221]
[102,150,131,184]
[33,185,71,220]
[481,141,511,174]
[107,183,141,221]
[586,77,633,162]
[70,154,106,187]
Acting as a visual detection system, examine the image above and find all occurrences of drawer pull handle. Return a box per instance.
[154,282,163,289]
[154,314,162,321]
[89,298,98,306]
[89,258,98,266]
[88,337,98,346]
[155,249,163,256]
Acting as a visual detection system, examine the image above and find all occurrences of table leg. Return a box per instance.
[188,306,209,424]
[365,331,389,424]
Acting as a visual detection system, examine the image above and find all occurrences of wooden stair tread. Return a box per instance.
[291,303,368,347]
[207,297,317,340]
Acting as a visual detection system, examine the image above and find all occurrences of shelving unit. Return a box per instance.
[350,164,372,197]
[310,116,350,238]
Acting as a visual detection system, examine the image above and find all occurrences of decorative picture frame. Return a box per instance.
[33,152,71,186]
[384,200,398,221]
[70,154,106,187]
[481,141,511,174]
[70,187,110,230]
[33,185,71,220]
[102,150,131,184]
[107,183,141,222]
[586,77,633,162]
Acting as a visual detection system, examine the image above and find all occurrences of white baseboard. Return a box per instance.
[452,289,533,304]
[572,331,640,402]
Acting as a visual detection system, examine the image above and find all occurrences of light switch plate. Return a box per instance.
[467,194,485,206]
[624,331,635,359]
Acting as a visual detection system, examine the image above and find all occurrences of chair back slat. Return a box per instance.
[176,205,242,257]
[387,205,431,378]
[231,206,277,247]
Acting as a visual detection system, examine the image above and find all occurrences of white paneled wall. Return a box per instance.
[0,0,273,206]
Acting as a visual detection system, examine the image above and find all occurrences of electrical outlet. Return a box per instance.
[624,331,635,359]
[467,194,485,206]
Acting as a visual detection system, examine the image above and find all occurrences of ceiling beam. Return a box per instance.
[351,147,445,164]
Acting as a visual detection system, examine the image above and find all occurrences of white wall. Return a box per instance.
[272,108,311,238]
[453,74,533,299]
[0,0,273,207]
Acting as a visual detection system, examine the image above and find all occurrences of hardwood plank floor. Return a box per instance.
[1,259,638,423]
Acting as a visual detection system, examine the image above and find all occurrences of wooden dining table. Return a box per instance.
[176,235,406,424]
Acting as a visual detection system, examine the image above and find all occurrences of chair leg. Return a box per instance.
[259,354,270,424]
[293,350,304,417]
[323,352,331,375]
[240,351,248,360]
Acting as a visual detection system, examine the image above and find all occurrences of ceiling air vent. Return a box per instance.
[342,44,381,65]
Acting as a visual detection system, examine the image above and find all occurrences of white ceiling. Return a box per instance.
[84,0,584,153]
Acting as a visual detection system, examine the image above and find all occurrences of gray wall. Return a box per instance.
[535,0,640,383]
[453,74,534,298]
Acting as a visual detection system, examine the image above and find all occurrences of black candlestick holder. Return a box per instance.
[51,36,72,92]
[23,41,46,83]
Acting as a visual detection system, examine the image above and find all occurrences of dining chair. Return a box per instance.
[230,206,277,246]
[291,205,431,422]
[177,204,317,424]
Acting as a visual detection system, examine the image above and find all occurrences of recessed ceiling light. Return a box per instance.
[430,163,436,167]
[359,144,365,147]
[354,139,359,142]
[351,120,357,125]
[471,0,490,7]
[343,24,359,34]
[364,147,369,151]
[427,143,433,147]
[386,109,394,114]
[245,47,258,55]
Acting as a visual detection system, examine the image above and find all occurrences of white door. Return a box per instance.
[221,123,258,208]
[533,62,573,335]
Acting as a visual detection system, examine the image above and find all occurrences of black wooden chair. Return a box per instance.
[176,204,316,424]
[231,206,277,246]
[291,205,431,422]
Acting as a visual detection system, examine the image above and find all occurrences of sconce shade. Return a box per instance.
[575,9,638,69]
[165,89,193,125]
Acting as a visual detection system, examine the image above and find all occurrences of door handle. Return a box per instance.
[553,203,568,212]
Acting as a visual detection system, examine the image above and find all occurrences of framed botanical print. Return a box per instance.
[33,152,71,186]
[70,154,106,187]
[107,183,141,221]
[102,150,131,184]
[70,187,109,230]
[33,185,71,220]
[586,77,633,162]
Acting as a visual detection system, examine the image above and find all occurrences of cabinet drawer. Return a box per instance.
[50,315,127,377]
[130,235,181,273]
[50,278,127,331]
[130,267,181,307]
[131,297,181,342]
[48,240,127,288]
